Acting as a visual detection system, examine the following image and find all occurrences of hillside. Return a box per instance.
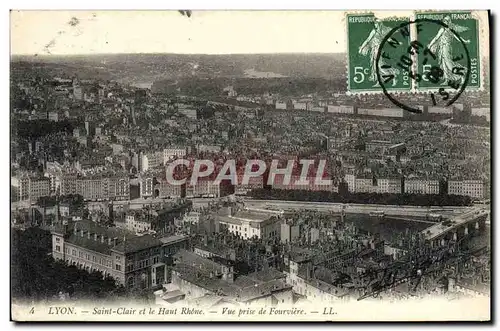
[11,53,346,88]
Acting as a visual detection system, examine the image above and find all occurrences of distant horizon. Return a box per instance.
[11,51,346,57]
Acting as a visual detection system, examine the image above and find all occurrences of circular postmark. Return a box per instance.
[375,18,471,113]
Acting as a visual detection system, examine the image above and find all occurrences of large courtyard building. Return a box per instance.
[51,220,165,290]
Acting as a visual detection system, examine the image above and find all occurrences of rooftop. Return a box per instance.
[246,268,286,283]
[112,235,163,254]
[159,234,188,246]
[65,233,115,255]
[186,294,238,308]
[174,249,227,274]
[229,210,276,223]
[235,279,292,302]
[172,263,238,294]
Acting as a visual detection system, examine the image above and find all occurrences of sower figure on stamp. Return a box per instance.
[427,16,470,86]
[358,18,400,87]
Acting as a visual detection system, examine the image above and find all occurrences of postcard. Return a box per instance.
[10,10,491,322]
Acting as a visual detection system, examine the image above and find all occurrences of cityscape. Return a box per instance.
[10,10,490,322]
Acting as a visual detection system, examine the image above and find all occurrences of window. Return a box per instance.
[56,237,61,243]
[92,256,96,262]
[55,245,61,252]
[72,249,76,256]
[115,264,122,271]
[127,277,135,288]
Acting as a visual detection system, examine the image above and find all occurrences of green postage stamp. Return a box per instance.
[346,14,411,93]
[346,11,482,94]
[415,11,481,90]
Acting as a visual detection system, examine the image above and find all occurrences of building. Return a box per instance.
[217,209,281,241]
[113,177,131,200]
[275,101,291,110]
[234,175,264,195]
[311,106,325,113]
[159,235,189,266]
[14,174,51,202]
[182,211,200,225]
[72,78,83,100]
[292,102,307,110]
[161,250,292,305]
[280,222,301,244]
[354,177,377,193]
[142,151,164,172]
[140,176,155,198]
[471,108,490,121]
[285,257,350,302]
[344,174,356,193]
[48,111,59,122]
[157,180,185,198]
[111,144,124,155]
[365,140,393,154]
[193,244,236,261]
[196,145,222,154]
[51,220,165,289]
[177,103,198,119]
[185,179,233,198]
[358,108,404,118]
[310,228,320,244]
[117,211,154,234]
[44,170,62,194]
[60,175,130,201]
[327,105,354,114]
[404,178,440,195]
[377,178,402,194]
[428,106,453,114]
[327,136,351,150]
[448,180,487,199]
[163,147,187,163]
[272,175,336,192]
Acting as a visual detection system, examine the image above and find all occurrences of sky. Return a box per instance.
[10,10,489,56]
[11,11,348,55]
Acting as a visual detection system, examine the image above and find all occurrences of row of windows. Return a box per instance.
[230,224,247,232]
[65,246,112,267]
[137,259,151,269]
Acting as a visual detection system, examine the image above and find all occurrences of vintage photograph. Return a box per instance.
[10,10,491,322]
